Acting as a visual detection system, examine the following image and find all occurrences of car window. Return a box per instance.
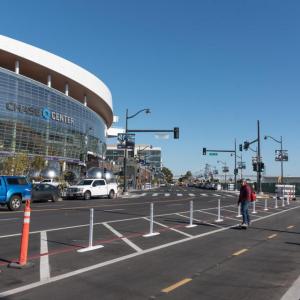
[93,180,101,187]
[99,180,105,186]
[77,180,93,186]
[7,177,27,185]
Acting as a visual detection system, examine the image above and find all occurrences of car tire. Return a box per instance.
[108,190,115,199]
[84,191,91,200]
[7,195,22,211]
[52,195,58,202]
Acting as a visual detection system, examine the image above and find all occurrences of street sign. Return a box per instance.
[275,150,288,161]
[222,166,229,173]
[238,162,246,169]
[117,133,135,149]
[209,152,218,156]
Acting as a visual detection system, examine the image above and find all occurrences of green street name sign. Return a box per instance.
[209,152,218,156]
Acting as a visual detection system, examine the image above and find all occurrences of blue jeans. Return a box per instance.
[241,201,250,225]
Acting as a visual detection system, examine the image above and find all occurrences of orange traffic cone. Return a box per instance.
[9,200,34,268]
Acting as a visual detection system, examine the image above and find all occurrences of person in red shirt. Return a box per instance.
[238,179,252,228]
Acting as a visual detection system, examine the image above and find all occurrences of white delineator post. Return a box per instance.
[264,198,268,211]
[215,199,223,223]
[78,208,104,252]
[286,196,290,205]
[236,203,242,217]
[281,197,285,207]
[275,196,278,209]
[143,203,160,237]
[186,200,197,228]
[252,200,257,214]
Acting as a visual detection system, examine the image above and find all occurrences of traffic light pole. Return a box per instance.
[123,109,129,194]
[234,139,237,191]
[257,120,262,194]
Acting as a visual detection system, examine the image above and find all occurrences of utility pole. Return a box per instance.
[257,120,262,193]
[234,139,237,191]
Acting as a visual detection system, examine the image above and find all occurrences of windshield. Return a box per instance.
[77,180,93,186]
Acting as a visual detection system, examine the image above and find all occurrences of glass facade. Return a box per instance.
[0,67,107,165]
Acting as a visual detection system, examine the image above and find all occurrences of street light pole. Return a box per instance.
[257,120,262,194]
[234,139,237,191]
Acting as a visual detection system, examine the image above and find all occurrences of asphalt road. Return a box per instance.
[0,186,299,300]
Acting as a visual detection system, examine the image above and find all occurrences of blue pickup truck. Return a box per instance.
[0,176,32,211]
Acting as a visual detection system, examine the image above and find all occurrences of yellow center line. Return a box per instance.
[232,248,248,256]
[268,234,277,239]
[287,225,295,229]
[162,278,192,293]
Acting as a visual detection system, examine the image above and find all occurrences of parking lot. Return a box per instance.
[0,187,299,299]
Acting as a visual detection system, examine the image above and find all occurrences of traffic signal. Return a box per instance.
[104,168,107,173]
[203,148,207,155]
[239,144,243,152]
[234,168,238,175]
[173,127,179,139]
[244,141,250,150]
[258,162,265,172]
[253,163,257,172]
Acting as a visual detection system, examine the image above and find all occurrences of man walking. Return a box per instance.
[238,179,252,228]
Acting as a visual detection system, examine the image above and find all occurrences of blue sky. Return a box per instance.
[1,0,300,177]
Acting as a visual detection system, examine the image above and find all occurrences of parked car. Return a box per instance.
[66,178,118,200]
[39,178,61,187]
[32,184,61,202]
[0,176,32,211]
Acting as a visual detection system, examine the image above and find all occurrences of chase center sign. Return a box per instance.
[6,102,75,125]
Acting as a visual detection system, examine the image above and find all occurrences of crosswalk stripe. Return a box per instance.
[201,194,208,196]
[213,194,221,197]
[177,193,183,197]
[165,193,170,197]
[140,193,147,197]
[152,193,158,197]
[188,193,195,197]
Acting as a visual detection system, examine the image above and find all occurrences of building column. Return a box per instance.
[15,60,19,74]
[65,83,69,96]
[47,75,52,87]
[84,95,87,106]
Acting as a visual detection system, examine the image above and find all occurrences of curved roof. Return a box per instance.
[0,35,113,126]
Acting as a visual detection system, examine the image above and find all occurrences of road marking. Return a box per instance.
[213,194,221,197]
[201,194,208,196]
[177,193,183,197]
[197,210,240,222]
[0,218,19,222]
[152,193,158,197]
[162,278,192,293]
[143,217,192,237]
[188,193,195,197]
[281,272,300,300]
[40,231,50,281]
[103,209,125,212]
[140,193,147,197]
[287,225,295,229]
[268,234,277,239]
[176,213,224,229]
[165,193,170,197]
[102,223,142,252]
[233,248,248,256]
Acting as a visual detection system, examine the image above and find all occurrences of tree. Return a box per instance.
[161,167,173,183]
[14,153,30,175]
[31,156,45,172]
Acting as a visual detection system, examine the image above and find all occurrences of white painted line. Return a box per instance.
[143,217,192,237]
[77,245,104,253]
[0,218,19,222]
[176,213,224,229]
[177,193,183,197]
[165,193,170,197]
[2,205,300,297]
[188,193,195,197]
[40,231,50,281]
[201,194,208,196]
[103,223,142,252]
[197,210,241,222]
[140,193,147,197]
[213,194,221,197]
[103,209,125,212]
[281,273,300,300]
[152,193,158,197]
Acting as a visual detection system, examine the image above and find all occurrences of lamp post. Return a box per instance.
[123,108,150,194]
[264,135,284,183]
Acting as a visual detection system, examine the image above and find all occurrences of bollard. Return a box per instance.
[281,197,285,207]
[236,203,242,217]
[78,208,103,252]
[286,196,290,205]
[186,200,197,228]
[264,198,268,211]
[252,200,257,214]
[143,203,160,237]
[9,200,34,268]
[275,196,278,209]
[215,199,223,223]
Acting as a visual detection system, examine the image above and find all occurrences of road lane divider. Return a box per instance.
[103,222,142,252]
[215,199,223,223]
[143,203,160,237]
[287,225,294,229]
[236,204,242,218]
[161,278,192,293]
[9,200,33,269]
[186,200,197,228]
[233,249,248,256]
[77,208,103,253]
